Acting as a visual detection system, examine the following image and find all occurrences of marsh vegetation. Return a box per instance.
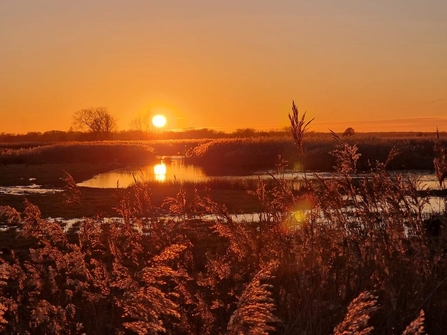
[1,113,447,334]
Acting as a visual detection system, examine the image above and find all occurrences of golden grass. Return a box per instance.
[0,124,447,333]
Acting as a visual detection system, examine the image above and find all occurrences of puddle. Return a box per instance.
[0,184,63,195]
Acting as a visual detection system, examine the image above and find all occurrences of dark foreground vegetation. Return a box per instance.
[1,125,447,334]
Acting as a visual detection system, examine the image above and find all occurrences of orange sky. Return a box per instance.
[1,1,447,134]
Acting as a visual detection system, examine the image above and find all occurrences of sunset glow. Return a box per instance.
[1,1,447,133]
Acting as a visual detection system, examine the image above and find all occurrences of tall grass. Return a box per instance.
[0,141,157,164]
[186,135,447,173]
[0,139,212,165]
[2,136,445,172]
[1,125,447,333]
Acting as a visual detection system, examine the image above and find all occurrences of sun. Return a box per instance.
[152,114,167,128]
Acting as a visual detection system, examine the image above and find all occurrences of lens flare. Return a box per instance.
[282,198,314,231]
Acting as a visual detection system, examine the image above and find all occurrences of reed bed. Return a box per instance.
[2,135,445,172]
[1,129,447,334]
[0,139,212,165]
[186,135,447,172]
[0,141,157,165]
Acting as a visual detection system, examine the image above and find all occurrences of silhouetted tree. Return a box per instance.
[73,107,117,139]
[234,128,257,137]
[343,127,355,137]
[129,112,151,132]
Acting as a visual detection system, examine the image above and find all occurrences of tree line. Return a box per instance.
[0,128,290,143]
[1,106,362,143]
[1,107,291,142]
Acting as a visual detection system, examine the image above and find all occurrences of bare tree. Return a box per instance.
[73,107,117,139]
[129,112,151,132]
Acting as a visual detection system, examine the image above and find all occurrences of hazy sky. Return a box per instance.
[1,0,447,133]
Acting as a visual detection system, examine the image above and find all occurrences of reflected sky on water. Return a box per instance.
[77,156,443,191]
[77,157,209,188]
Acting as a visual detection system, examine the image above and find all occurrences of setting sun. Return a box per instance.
[152,115,167,128]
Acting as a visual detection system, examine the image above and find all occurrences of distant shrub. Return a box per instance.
[343,127,356,137]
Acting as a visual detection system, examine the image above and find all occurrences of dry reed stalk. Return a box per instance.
[434,129,447,188]
[62,170,81,205]
[333,291,378,335]
[289,101,314,157]
[402,310,427,335]
[330,130,361,174]
[227,263,280,335]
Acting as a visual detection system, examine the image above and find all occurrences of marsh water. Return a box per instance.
[76,156,444,191]
[0,157,444,225]
[77,156,209,187]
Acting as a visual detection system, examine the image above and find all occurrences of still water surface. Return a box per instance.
[77,157,209,188]
[77,157,443,190]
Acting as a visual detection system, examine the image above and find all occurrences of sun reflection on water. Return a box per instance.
[154,163,167,182]
[77,157,209,188]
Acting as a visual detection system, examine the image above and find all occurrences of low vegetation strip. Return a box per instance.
[186,135,447,172]
[0,141,158,164]
[1,135,446,170]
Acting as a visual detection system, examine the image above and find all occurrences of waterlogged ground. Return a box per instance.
[42,213,263,234]
[0,159,445,222]
[0,184,63,196]
[78,157,443,191]
[0,185,261,220]
[0,163,123,187]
